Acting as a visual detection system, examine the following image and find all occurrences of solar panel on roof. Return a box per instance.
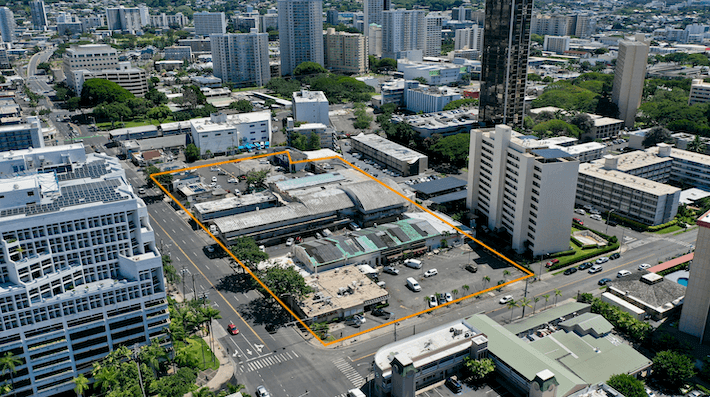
[388,227,410,243]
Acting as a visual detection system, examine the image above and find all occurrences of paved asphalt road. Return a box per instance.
[33,90,699,396]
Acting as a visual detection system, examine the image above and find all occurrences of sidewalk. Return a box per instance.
[192,319,235,393]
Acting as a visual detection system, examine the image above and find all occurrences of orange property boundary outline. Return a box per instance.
[150,150,533,347]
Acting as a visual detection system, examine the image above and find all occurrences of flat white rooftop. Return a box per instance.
[351,133,427,163]
[579,163,681,196]
[190,111,270,133]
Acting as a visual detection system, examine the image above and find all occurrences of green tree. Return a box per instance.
[145,88,168,106]
[181,85,206,109]
[642,126,674,148]
[519,296,532,317]
[80,78,134,106]
[464,357,495,381]
[533,119,582,138]
[531,34,544,45]
[67,96,81,110]
[150,367,197,397]
[260,266,313,300]
[293,61,328,76]
[443,98,479,111]
[686,134,706,153]
[230,237,268,269]
[37,62,52,72]
[145,165,173,187]
[307,132,321,150]
[73,373,90,397]
[147,105,172,122]
[265,77,301,98]
[162,255,180,285]
[184,143,200,163]
[652,350,695,390]
[0,352,22,395]
[554,289,562,306]
[607,374,646,397]
[570,113,594,137]
[246,169,270,191]
[229,99,253,113]
[429,133,470,166]
[290,132,308,150]
[506,299,518,321]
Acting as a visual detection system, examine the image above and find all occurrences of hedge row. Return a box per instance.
[658,262,690,276]
[549,242,620,271]
[609,212,678,232]
[550,249,576,258]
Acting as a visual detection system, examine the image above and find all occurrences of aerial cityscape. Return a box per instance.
[0,0,709,396]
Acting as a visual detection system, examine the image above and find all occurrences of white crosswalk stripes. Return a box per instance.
[333,358,366,387]
[239,351,296,373]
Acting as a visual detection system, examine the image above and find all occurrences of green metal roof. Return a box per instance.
[505,302,590,335]
[466,315,587,397]
[559,313,613,336]
[530,328,651,385]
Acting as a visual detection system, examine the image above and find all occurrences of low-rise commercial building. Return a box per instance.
[189,111,272,156]
[351,133,428,176]
[558,142,607,163]
[164,45,192,61]
[648,144,710,191]
[193,192,278,222]
[391,109,478,138]
[689,78,710,105]
[404,85,461,113]
[672,132,710,155]
[63,44,148,97]
[605,272,685,320]
[397,60,465,86]
[288,122,337,150]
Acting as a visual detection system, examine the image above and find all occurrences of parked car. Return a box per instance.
[211,176,217,182]
[259,245,266,252]
[424,269,438,277]
[404,259,422,269]
[638,263,652,270]
[574,208,586,215]
[499,295,514,304]
[353,314,366,324]
[563,267,578,275]
[383,266,399,275]
[578,262,593,270]
[590,214,603,221]
[444,292,453,303]
[545,259,560,268]
[228,177,238,183]
[286,237,294,247]
[138,188,146,194]
[589,209,601,215]
[428,295,438,308]
[371,308,392,319]
[607,220,618,227]
[445,376,463,394]
[610,252,620,260]
[573,218,584,226]
[465,264,478,273]
[617,270,632,278]
[598,278,612,286]
[406,277,421,292]
[595,257,609,264]
[227,323,239,335]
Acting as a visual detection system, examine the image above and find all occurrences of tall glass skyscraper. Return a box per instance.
[478,0,533,128]
[278,0,324,76]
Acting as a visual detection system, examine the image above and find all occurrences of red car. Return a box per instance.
[573,218,583,226]
[227,323,239,335]
[545,259,560,268]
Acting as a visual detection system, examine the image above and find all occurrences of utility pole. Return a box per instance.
[192,273,198,301]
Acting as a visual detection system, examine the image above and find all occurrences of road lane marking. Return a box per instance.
[149,214,270,350]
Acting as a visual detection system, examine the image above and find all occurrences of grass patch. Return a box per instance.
[653,225,683,234]
[96,119,166,130]
[174,336,219,371]
[549,227,619,272]
[673,226,697,236]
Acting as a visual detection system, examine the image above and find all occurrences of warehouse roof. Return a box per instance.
[429,190,468,204]
[411,177,467,196]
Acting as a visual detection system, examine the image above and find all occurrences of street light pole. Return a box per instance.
[605,209,616,235]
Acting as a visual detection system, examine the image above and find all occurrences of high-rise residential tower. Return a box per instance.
[0,7,15,43]
[30,0,47,30]
[278,0,324,76]
[478,0,534,127]
[364,0,390,52]
[612,39,649,128]
[679,210,710,343]
[381,9,425,61]
[106,6,143,33]
[0,144,170,397]
[424,13,443,57]
[324,28,367,74]
[193,12,227,37]
[211,31,271,88]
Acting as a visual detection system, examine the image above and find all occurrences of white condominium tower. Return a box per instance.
[278,0,324,76]
[381,9,426,61]
[211,31,271,88]
[467,125,580,256]
[0,144,169,397]
[0,7,15,43]
[193,11,227,37]
[30,0,47,30]
[612,39,649,128]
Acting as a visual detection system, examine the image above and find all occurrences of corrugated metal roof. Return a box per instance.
[430,190,468,204]
[412,177,467,195]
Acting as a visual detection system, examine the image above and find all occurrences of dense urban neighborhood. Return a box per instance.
[1,0,710,396]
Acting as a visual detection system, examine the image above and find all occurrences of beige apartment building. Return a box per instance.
[324,28,367,74]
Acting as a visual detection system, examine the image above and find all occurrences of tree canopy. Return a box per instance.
[145,165,173,188]
[184,144,200,162]
[230,237,269,269]
[259,266,312,300]
[607,374,646,397]
[229,99,254,113]
[429,133,470,166]
[532,119,582,138]
[642,126,674,148]
[81,78,134,106]
[293,61,328,76]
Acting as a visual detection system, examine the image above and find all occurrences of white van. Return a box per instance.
[209,224,217,234]
[347,389,366,397]
[406,277,421,292]
[404,259,422,269]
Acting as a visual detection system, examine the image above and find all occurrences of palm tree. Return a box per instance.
[543,294,550,309]
[519,297,532,317]
[0,352,22,395]
[506,299,519,322]
[92,363,118,394]
[482,276,490,290]
[503,270,511,280]
[193,387,213,397]
[462,285,470,294]
[226,383,245,393]
[554,289,562,307]
[140,340,168,376]
[533,297,540,314]
[73,373,89,397]
[687,134,707,153]
[452,289,459,298]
